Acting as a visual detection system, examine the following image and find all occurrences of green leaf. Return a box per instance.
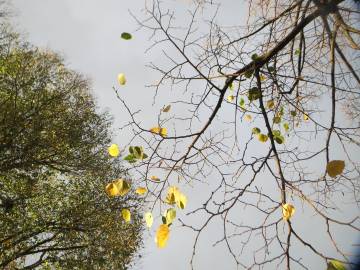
[252,127,261,135]
[239,98,245,108]
[294,48,300,56]
[251,53,259,60]
[129,146,134,154]
[283,122,289,132]
[248,87,261,101]
[133,146,143,159]
[272,130,281,137]
[121,32,132,40]
[290,110,297,117]
[162,216,167,224]
[179,201,185,209]
[274,135,284,144]
[124,154,135,161]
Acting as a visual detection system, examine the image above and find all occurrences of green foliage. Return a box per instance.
[0,26,142,269]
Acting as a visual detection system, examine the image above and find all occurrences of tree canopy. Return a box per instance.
[0,23,143,269]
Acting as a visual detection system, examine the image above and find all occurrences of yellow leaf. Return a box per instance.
[266,99,275,109]
[257,134,268,142]
[282,203,295,221]
[122,208,131,222]
[177,193,187,209]
[105,179,131,197]
[165,208,176,224]
[150,126,167,137]
[150,175,160,181]
[244,114,252,121]
[165,186,180,205]
[327,260,346,270]
[303,113,309,121]
[227,95,235,102]
[135,187,147,195]
[144,212,153,228]
[155,224,170,248]
[108,144,120,157]
[163,105,171,112]
[117,73,126,85]
[105,182,119,197]
[326,160,345,178]
[260,74,266,81]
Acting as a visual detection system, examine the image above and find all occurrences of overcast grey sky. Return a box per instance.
[9,1,359,269]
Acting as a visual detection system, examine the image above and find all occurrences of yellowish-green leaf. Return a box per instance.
[165,208,176,224]
[117,73,126,85]
[227,95,235,102]
[165,186,180,205]
[108,144,120,157]
[135,187,147,195]
[177,193,187,209]
[326,160,345,178]
[155,224,170,248]
[282,203,295,221]
[266,100,275,109]
[144,212,153,228]
[260,74,266,82]
[257,134,268,143]
[163,105,171,112]
[327,260,346,270]
[122,209,131,223]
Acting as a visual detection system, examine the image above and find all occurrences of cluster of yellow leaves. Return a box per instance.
[326,160,345,178]
[150,126,167,137]
[108,144,120,157]
[165,186,187,209]
[105,179,131,197]
[282,203,295,221]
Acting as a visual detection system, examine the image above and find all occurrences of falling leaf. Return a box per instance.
[144,212,153,228]
[108,144,120,157]
[257,134,268,143]
[165,208,176,224]
[105,179,131,197]
[244,114,252,121]
[150,175,160,181]
[163,105,171,112]
[121,32,132,40]
[135,187,147,195]
[177,193,187,209]
[252,127,261,135]
[326,160,345,178]
[165,186,180,205]
[155,224,170,248]
[117,73,126,85]
[282,203,295,221]
[327,260,346,270]
[227,95,235,102]
[122,209,131,222]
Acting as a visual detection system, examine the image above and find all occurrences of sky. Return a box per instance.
[9,1,359,269]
